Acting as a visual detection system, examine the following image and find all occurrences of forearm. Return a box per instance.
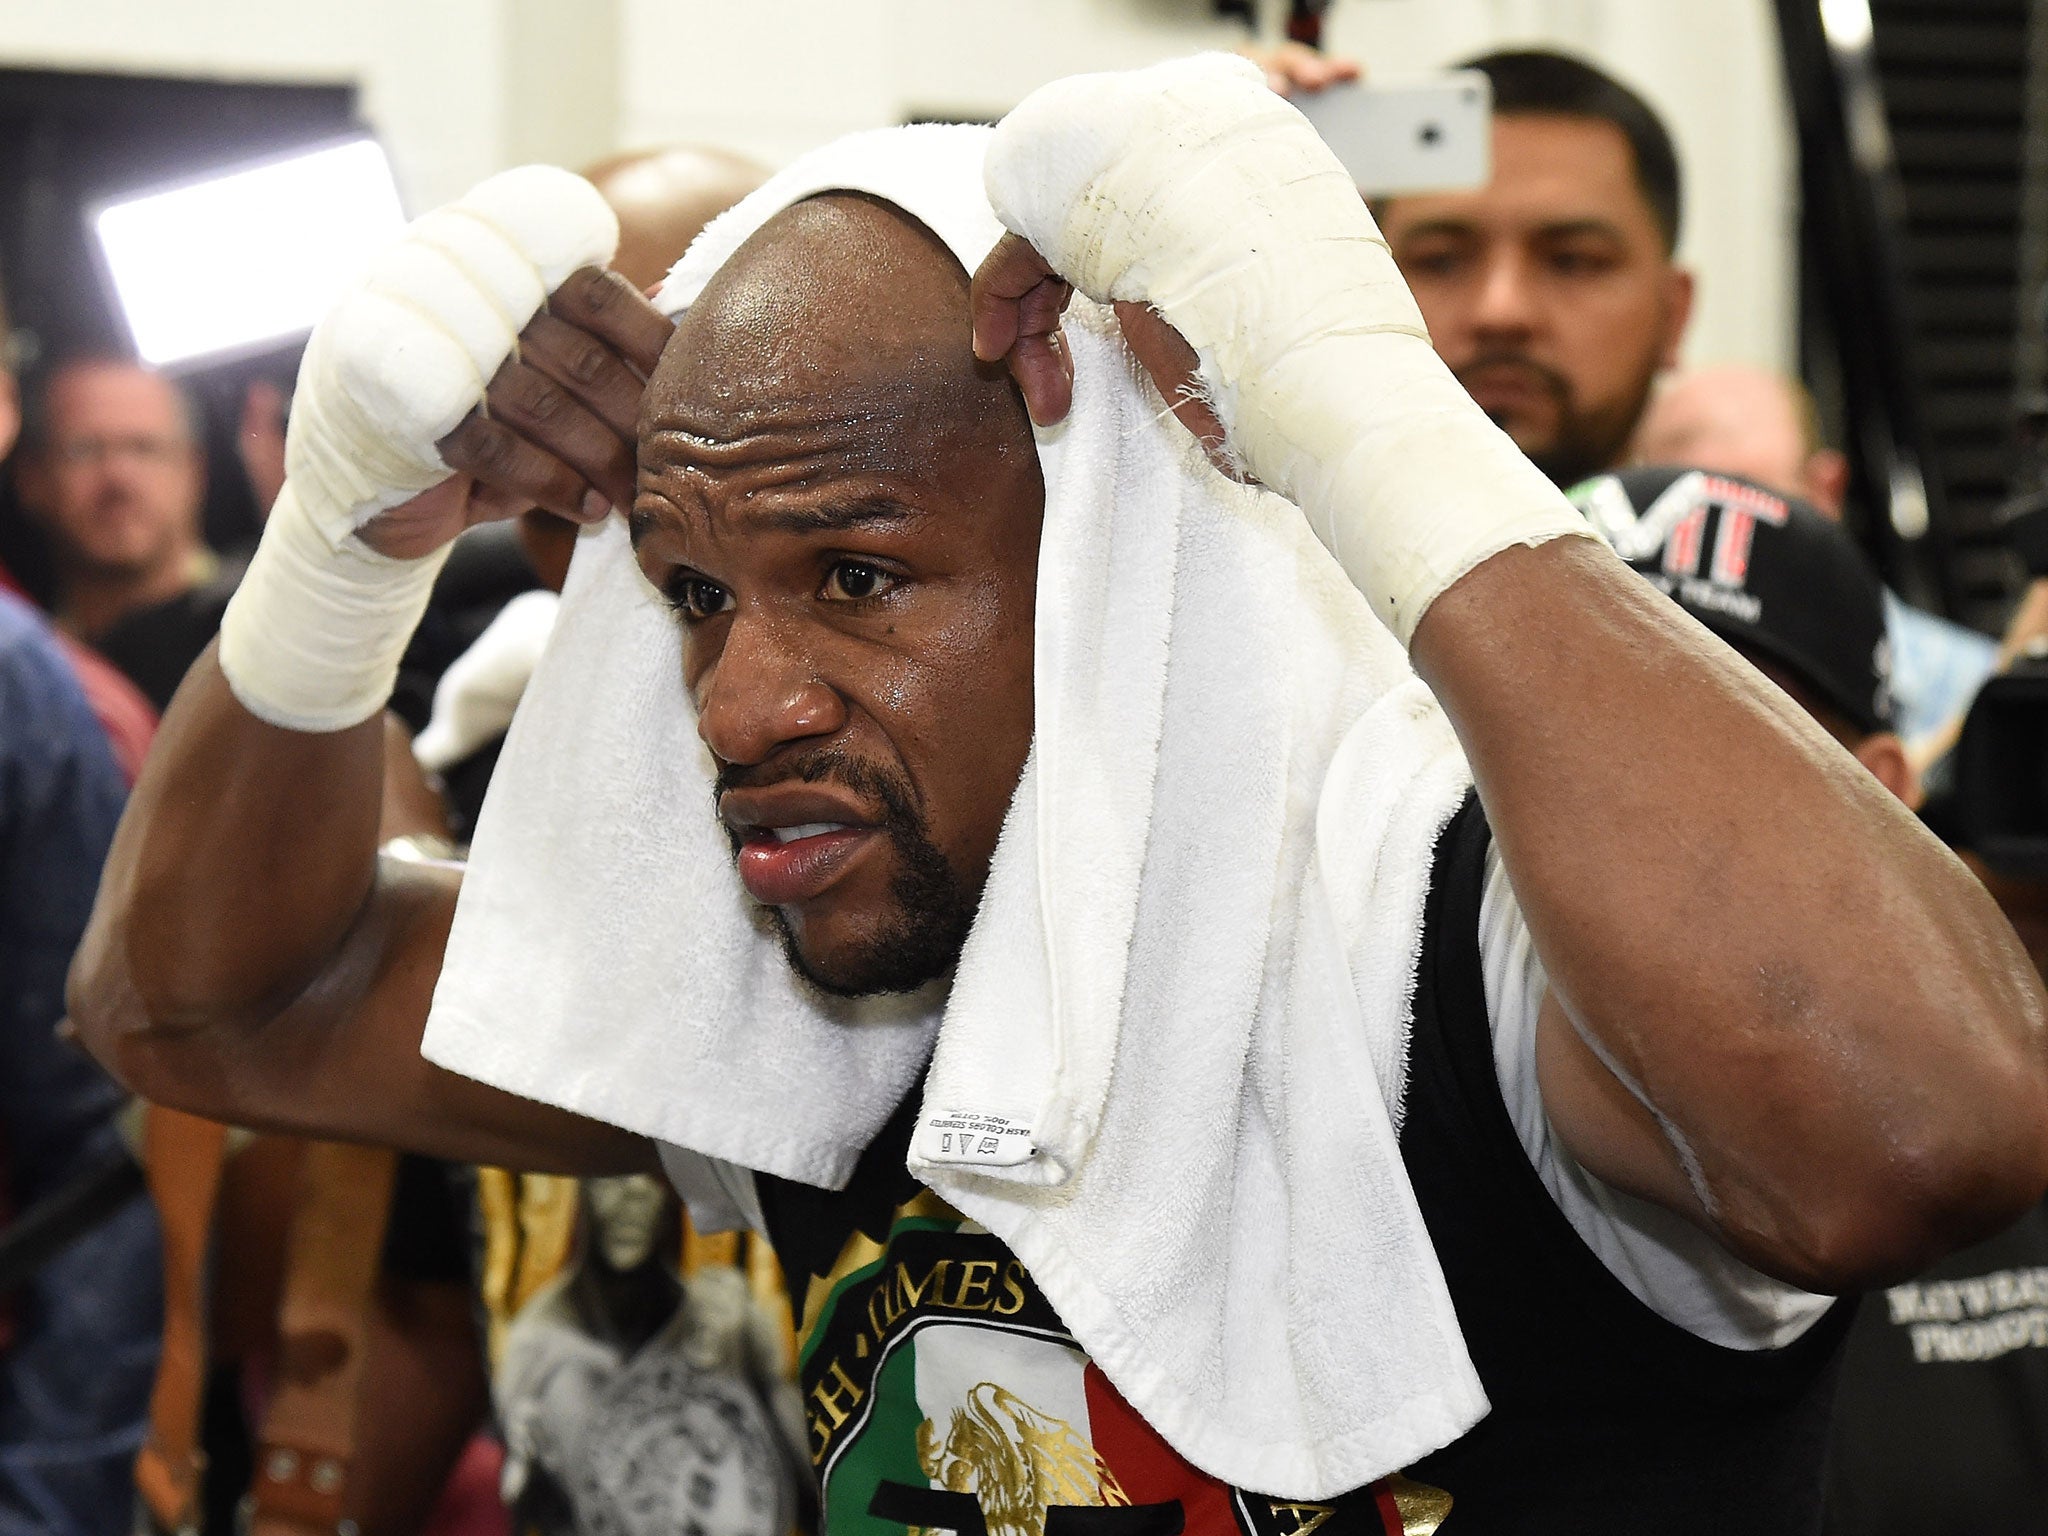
[1414,538,2048,1280]
[82,846,654,1177]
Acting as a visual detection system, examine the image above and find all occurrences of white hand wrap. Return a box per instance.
[985,54,1600,645]
[219,165,618,731]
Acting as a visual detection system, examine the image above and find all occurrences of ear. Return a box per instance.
[1854,731,1922,809]
[1802,448,1851,520]
[1659,267,1696,371]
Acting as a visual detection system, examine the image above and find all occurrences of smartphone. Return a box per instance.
[1293,72,1493,198]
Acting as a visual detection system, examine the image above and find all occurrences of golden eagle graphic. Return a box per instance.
[915,1382,1131,1536]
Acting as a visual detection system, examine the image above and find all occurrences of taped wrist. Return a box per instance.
[218,484,450,733]
[985,53,1597,645]
[217,165,617,730]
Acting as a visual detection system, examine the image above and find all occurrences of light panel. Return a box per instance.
[93,138,406,369]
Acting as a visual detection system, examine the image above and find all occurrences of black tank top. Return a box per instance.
[758,797,1850,1534]
[1398,798,1852,1531]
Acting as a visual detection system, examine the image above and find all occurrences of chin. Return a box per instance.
[773,904,968,1000]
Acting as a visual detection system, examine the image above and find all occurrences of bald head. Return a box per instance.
[649,192,1032,466]
[584,145,770,293]
[1633,365,1849,518]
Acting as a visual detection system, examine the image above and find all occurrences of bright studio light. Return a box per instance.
[94,138,405,368]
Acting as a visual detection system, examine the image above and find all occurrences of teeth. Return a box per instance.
[769,822,848,844]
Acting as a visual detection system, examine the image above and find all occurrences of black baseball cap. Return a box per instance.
[1567,465,1895,735]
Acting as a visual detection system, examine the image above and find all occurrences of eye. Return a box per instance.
[663,573,733,622]
[1548,247,1618,278]
[822,561,897,602]
[1398,242,1469,280]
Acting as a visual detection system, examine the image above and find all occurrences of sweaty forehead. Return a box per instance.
[643,192,1017,458]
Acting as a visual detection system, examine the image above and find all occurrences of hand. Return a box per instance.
[359,268,673,560]
[1237,41,1361,98]
[971,233,1230,469]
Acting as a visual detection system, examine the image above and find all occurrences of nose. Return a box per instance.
[1468,248,1538,342]
[693,607,848,767]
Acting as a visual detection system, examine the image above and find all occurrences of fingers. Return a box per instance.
[518,310,648,441]
[971,232,1075,427]
[971,233,1058,358]
[490,356,637,509]
[1242,41,1363,97]
[422,268,665,529]
[439,413,610,526]
[546,266,675,377]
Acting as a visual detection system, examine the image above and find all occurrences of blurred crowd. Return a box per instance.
[1,32,2044,1536]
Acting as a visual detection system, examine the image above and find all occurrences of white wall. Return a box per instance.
[0,0,1795,368]
[615,0,1249,169]
[0,0,510,210]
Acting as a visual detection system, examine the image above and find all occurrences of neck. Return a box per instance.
[59,548,200,642]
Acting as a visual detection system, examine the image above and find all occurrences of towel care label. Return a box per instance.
[914,1110,1037,1168]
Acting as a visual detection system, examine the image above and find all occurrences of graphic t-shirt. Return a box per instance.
[757,1096,1448,1536]
[1824,1200,2048,1535]
[678,800,1848,1535]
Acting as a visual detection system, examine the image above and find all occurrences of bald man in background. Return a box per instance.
[1633,364,1997,746]
[583,145,768,293]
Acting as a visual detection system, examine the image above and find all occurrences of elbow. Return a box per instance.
[65,893,262,1115]
[1748,945,2048,1292]
[1758,1067,2048,1293]
[74,861,300,1044]
[65,907,180,1105]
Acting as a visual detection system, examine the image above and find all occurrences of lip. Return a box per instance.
[735,826,880,905]
[720,785,883,906]
[1460,363,1556,409]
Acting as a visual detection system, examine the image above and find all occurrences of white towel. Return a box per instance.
[412,587,560,774]
[422,122,1485,1498]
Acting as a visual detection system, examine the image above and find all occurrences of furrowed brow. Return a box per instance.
[1537,218,1627,244]
[748,496,921,535]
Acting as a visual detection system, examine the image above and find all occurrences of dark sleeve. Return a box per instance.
[0,604,129,1200]
[0,600,161,1536]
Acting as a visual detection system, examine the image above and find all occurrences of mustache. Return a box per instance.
[1454,352,1574,405]
[712,745,922,836]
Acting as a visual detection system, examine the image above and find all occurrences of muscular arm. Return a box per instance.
[68,266,672,1176]
[969,56,2048,1292]
[1411,538,2048,1291]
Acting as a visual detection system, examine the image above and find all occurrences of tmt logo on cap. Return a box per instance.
[1569,466,1895,735]
[1578,470,1788,605]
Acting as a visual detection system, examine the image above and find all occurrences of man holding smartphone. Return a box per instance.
[1278,47,1693,493]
